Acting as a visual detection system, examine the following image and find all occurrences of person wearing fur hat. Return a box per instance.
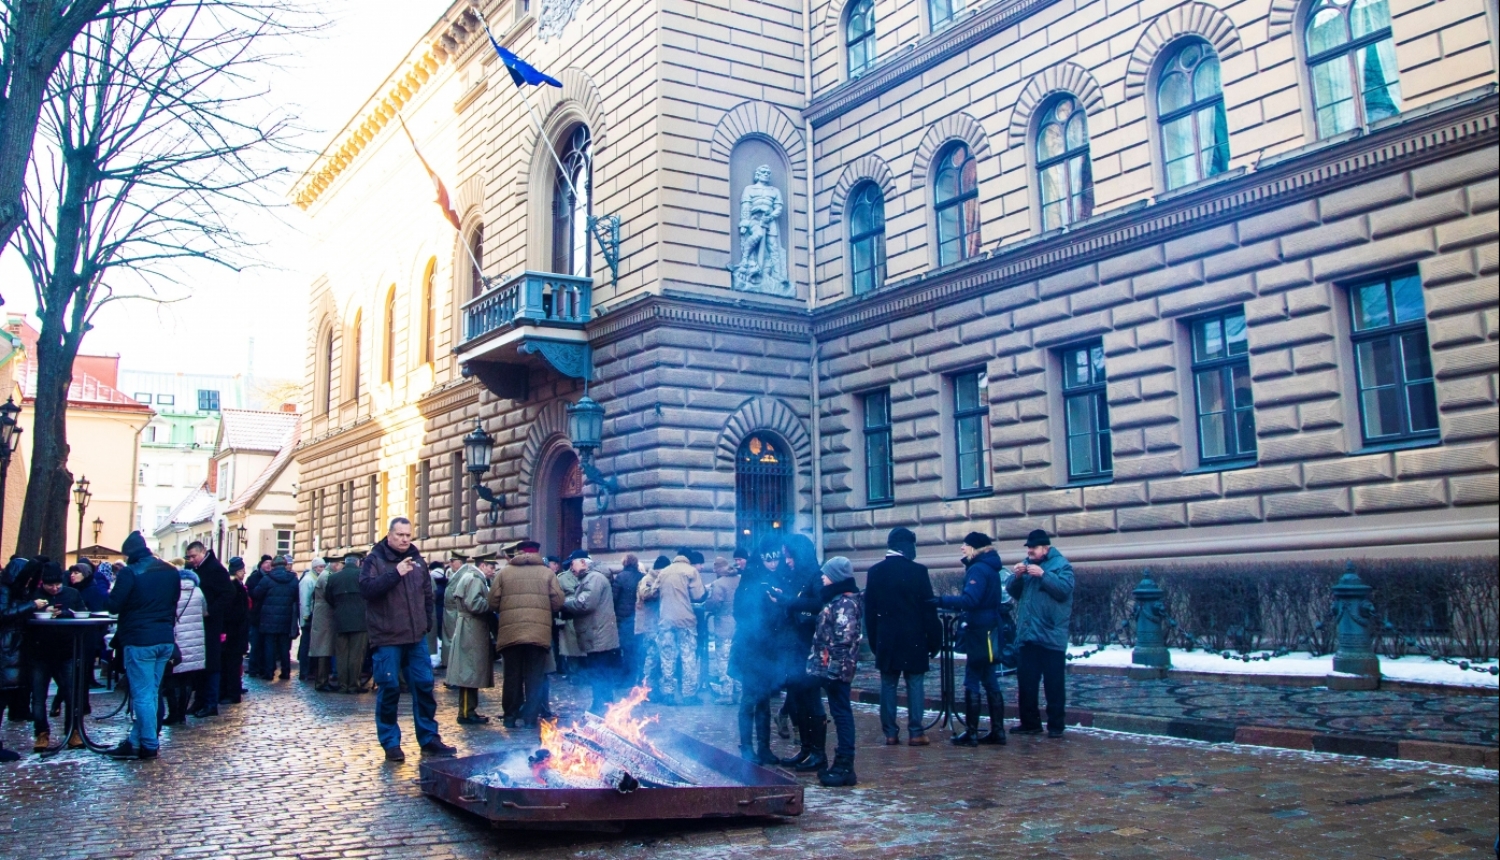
[937,531,1010,747]
[865,527,942,746]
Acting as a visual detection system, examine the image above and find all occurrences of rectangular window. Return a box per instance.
[157,394,175,407]
[1060,342,1113,481]
[155,506,171,528]
[1350,271,1439,444]
[197,389,221,412]
[929,0,965,29]
[417,460,431,540]
[953,369,990,494]
[134,392,152,404]
[216,462,230,499]
[1191,308,1257,464]
[863,389,894,505]
[276,529,293,557]
[450,452,464,536]
[157,465,176,486]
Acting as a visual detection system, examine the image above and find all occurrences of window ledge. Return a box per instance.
[951,489,995,501]
[1354,436,1441,456]
[1185,458,1257,475]
[1063,475,1114,489]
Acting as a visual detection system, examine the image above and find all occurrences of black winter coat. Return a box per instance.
[107,557,182,648]
[864,553,942,675]
[245,568,267,625]
[252,567,300,638]
[728,561,784,690]
[612,564,643,620]
[193,552,233,665]
[0,560,34,690]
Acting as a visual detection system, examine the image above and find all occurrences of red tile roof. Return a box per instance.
[16,360,152,412]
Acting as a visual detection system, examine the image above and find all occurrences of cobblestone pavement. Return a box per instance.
[1,672,1495,859]
[850,666,1499,747]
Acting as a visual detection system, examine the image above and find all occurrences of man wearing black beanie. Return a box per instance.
[864,528,941,746]
[936,531,1010,747]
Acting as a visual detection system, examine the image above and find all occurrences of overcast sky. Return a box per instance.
[0,0,453,382]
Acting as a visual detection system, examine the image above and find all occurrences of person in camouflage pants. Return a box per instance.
[807,557,863,787]
[653,551,706,705]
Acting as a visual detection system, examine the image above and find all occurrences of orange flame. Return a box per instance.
[537,718,604,783]
[601,686,660,751]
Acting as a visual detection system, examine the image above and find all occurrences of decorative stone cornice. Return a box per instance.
[812,90,1500,339]
[289,5,489,210]
[417,377,481,417]
[804,0,1061,129]
[588,292,812,347]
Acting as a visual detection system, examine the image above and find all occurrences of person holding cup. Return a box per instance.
[28,562,85,751]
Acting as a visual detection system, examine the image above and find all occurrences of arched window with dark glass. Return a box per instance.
[467,225,485,298]
[319,327,334,413]
[846,0,876,77]
[382,287,397,384]
[422,261,437,365]
[933,142,980,267]
[1305,0,1400,138]
[1036,95,1094,231]
[552,124,593,277]
[1157,41,1230,190]
[735,433,792,551]
[349,311,362,401]
[847,181,885,295]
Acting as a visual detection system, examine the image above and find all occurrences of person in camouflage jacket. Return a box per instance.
[805,557,862,787]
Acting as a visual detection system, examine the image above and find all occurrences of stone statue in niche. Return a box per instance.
[732,165,793,297]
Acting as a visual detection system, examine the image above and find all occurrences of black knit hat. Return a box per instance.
[887,527,917,550]
[962,531,992,550]
[732,547,749,560]
[228,556,245,573]
[1024,529,1052,548]
[41,562,66,585]
[652,555,671,570]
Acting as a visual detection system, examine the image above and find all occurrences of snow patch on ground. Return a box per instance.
[1065,644,1499,689]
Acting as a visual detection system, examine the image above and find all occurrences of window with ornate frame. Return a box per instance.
[846,0,876,77]
[848,181,886,295]
[552,124,593,277]
[1349,270,1439,445]
[1036,95,1095,231]
[1157,40,1230,190]
[1304,0,1401,138]
[933,142,980,267]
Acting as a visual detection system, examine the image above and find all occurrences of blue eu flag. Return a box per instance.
[487,36,562,89]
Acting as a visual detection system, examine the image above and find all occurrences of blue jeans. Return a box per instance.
[371,643,439,751]
[823,679,855,759]
[124,644,175,751]
[879,670,926,740]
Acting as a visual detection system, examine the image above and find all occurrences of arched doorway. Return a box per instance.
[735,433,792,551]
[537,446,584,560]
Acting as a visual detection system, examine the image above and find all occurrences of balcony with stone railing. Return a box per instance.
[455,271,594,399]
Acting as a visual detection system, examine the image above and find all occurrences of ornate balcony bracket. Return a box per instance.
[461,360,529,400]
[518,338,592,380]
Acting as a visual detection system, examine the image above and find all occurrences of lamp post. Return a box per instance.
[92,516,103,545]
[0,397,22,544]
[235,524,248,555]
[72,475,92,560]
[463,418,503,528]
[566,394,618,510]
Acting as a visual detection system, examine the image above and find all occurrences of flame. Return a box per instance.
[537,718,604,783]
[601,685,661,751]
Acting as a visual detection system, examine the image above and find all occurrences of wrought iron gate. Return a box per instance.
[735,433,792,551]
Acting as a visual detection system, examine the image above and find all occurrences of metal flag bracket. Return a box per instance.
[589,213,621,288]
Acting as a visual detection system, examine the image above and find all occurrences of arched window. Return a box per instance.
[421,260,437,365]
[846,0,876,77]
[847,181,885,295]
[349,311,362,401]
[319,327,334,413]
[1036,95,1094,231]
[735,433,792,551]
[1305,0,1400,138]
[1157,41,1230,191]
[551,124,592,277]
[933,142,980,267]
[466,225,485,298]
[382,287,397,384]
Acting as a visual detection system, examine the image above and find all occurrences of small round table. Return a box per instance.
[26,615,117,756]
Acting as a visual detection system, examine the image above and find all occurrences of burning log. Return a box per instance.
[578,714,696,788]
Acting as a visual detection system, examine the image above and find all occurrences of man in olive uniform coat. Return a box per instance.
[446,554,496,724]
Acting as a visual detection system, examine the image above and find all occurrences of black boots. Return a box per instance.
[979,692,1007,745]
[819,753,857,787]
[950,691,982,746]
[793,720,828,773]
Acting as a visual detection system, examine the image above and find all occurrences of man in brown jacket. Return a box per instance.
[655,550,706,705]
[358,518,455,762]
[488,540,564,728]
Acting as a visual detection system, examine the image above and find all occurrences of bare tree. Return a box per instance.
[13,0,301,557]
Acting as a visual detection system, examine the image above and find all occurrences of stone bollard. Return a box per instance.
[1326,560,1381,691]
[1129,569,1171,680]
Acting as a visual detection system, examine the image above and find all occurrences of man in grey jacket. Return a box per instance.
[1007,529,1074,738]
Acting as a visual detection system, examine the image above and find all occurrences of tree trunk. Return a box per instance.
[15,319,80,560]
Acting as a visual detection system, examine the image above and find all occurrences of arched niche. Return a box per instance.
[728,136,796,298]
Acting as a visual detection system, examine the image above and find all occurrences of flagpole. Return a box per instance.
[396,112,491,288]
[475,11,581,202]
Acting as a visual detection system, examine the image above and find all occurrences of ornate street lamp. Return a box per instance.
[566,393,618,510]
[72,475,92,559]
[235,523,248,554]
[92,516,104,545]
[463,418,503,528]
[0,397,22,542]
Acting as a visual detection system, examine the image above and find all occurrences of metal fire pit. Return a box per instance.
[420,728,803,828]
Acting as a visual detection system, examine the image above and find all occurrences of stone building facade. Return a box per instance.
[293,0,1498,570]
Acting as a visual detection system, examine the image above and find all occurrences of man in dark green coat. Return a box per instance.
[1007,530,1074,738]
[325,554,368,694]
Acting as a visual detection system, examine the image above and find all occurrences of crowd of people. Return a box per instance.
[0,517,1076,791]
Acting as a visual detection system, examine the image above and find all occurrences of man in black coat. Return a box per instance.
[251,556,300,681]
[219,558,250,704]
[185,542,232,716]
[244,555,273,678]
[937,532,1010,747]
[865,527,941,746]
